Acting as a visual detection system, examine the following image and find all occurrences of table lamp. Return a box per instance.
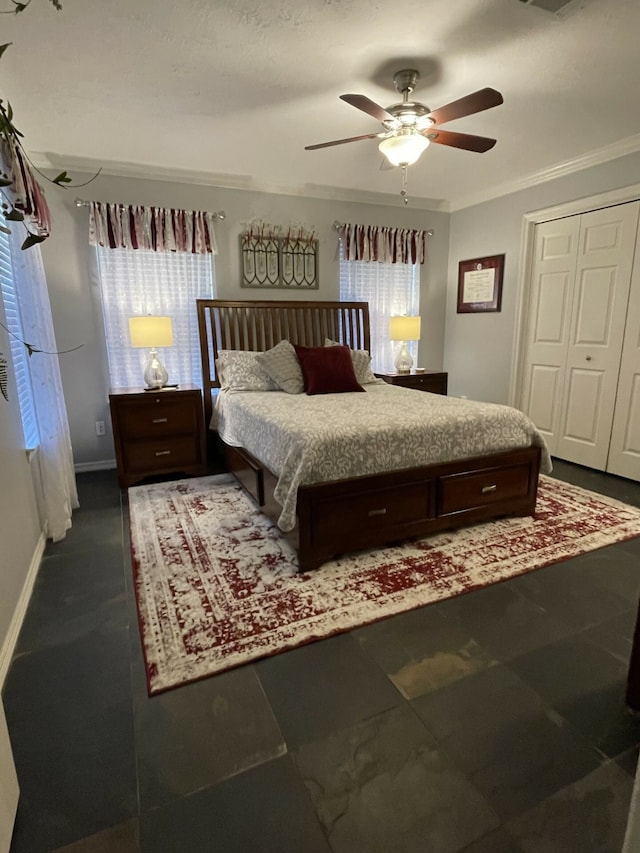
[389,315,421,374]
[129,316,174,389]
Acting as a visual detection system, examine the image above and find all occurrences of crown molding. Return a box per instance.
[449,133,640,211]
[31,132,640,215]
[29,152,449,213]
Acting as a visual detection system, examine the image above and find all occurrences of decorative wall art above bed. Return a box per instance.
[240,221,318,289]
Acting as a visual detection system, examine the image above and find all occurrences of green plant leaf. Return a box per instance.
[0,177,12,187]
[4,207,23,221]
[0,43,12,59]
[21,233,46,250]
[0,224,11,234]
[52,171,71,185]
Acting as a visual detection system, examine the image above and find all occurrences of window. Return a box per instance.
[95,247,215,388]
[339,248,420,373]
[0,226,39,448]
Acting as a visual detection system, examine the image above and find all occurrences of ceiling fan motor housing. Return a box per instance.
[383,103,434,132]
[393,69,420,95]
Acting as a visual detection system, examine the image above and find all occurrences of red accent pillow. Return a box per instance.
[294,345,365,395]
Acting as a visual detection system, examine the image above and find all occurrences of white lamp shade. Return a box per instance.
[379,133,429,167]
[129,316,174,348]
[389,315,421,342]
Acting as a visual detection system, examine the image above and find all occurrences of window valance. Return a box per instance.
[88,201,218,254]
[2,139,51,238]
[338,222,427,265]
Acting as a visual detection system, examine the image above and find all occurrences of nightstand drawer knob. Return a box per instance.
[152,417,168,424]
[481,484,497,494]
[155,450,172,457]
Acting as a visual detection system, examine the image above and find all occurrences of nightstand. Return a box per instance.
[109,385,207,488]
[376,371,448,395]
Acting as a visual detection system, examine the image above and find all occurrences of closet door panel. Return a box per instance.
[608,230,640,480]
[520,217,580,454]
[556,202,639,469]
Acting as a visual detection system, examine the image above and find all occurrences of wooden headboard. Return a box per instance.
[196,299,371,426]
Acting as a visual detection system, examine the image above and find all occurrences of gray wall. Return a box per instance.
[445,151,640,403]
[41,175,450,468]
[0,322,41,678]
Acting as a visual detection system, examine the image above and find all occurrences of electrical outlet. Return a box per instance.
[95,420,106,436]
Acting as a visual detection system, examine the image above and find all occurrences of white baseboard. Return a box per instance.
[0,532,46,689]
[74,459,117,473]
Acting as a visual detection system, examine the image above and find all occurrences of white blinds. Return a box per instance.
[0,227,39,448]
[339,249,420,373]
[96,246,215,388]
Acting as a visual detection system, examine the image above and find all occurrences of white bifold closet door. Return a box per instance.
[608,236,640,480]
[521,201,640,474]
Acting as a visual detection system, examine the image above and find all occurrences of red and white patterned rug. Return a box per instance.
[128,473,640,695]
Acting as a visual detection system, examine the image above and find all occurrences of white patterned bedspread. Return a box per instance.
[214,384,552,532]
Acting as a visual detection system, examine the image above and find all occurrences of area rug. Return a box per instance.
[128,473,640,694]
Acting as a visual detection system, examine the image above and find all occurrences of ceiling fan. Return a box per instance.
[305,69,503,171]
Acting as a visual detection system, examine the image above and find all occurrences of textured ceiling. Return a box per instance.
[4,0,640,210]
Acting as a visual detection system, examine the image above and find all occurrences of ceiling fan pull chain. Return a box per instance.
[401,165,409,204]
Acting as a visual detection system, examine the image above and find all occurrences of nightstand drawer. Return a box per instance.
[122,436,201,474]
[117,398,199,439]
[376,371,448,395]
[408,374,447,394]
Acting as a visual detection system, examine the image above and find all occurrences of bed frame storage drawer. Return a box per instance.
[225,444,264,506]
[438,461,536,516]
[309,480,432,543]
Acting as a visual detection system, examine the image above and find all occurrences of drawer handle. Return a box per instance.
[368,508,387,517]
[152,417,168,424]
[155,450,172,457]
[481,484,497,494]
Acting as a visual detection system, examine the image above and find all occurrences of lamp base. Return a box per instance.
[143,348,169,389]
[394,341,413,374]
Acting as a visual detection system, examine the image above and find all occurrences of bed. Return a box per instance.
[197,299,550,571]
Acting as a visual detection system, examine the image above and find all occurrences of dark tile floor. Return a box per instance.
[3,459,640,852]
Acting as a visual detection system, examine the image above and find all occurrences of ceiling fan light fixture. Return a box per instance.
[378,132,429,166]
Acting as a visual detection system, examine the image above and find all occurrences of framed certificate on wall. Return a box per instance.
[457,254,505,313]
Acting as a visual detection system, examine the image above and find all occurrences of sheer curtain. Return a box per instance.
[338,222,425,373]
[95,247,215,388]
[339,247,420,373]
[90,201,217,389]
[8,230,78,541]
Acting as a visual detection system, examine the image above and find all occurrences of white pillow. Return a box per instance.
[256,340,304,394]
[324,339,379,385]
[216,350,279,392]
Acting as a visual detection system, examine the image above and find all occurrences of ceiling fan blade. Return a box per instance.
[425,128,497,153]
[427,88,503,126]
[305,132,382,150]
[340,94,395,123]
